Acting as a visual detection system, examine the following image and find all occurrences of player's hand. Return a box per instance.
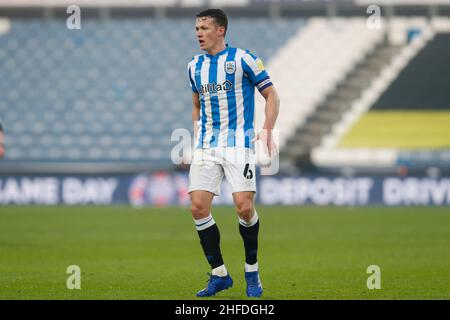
[252,128,277,157]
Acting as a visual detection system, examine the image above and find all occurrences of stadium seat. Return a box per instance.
[0,18,306,163]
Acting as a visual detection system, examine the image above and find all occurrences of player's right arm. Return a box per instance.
[187,59,201,141]
[192,92,200,141]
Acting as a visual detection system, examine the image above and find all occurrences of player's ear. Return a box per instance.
[217,25,225,37]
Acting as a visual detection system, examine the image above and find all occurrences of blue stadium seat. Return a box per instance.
[0,18,306,163]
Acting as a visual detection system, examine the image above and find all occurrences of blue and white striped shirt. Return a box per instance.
[187,46,273,149]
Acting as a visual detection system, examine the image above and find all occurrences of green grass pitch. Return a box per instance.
[0,206,449,299]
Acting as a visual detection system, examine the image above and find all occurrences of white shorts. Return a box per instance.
[188,147,257,196]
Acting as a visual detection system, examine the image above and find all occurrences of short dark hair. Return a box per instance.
[196,8,228,37]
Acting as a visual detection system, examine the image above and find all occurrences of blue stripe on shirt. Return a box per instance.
[195,56,206,148]
[188,65,197,93]
[241,58,256,149]
[226,47,237,147]
[242,87,255,149]
[209,57,220,147]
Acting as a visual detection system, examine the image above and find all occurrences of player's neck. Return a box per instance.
[207,41,226,56]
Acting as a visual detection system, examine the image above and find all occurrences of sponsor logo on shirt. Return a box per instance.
[200,80,233,95]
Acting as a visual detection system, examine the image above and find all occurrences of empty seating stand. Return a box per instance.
[0,18,305,167]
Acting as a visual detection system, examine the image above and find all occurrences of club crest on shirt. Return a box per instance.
[225,61,236,75]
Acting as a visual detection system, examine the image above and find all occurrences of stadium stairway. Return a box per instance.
[309,18,450,172]
[252,18,385,174]
[280,41,403,173]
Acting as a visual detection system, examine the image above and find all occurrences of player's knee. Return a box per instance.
[190,202,210,219]
[236,201,254,222]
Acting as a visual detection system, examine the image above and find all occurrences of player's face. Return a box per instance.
[195,17,224,52]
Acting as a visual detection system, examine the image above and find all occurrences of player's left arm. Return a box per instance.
[242,51,280,155]
[258,85,280,156]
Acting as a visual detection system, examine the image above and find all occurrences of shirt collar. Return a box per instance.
[206,44,229,59]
